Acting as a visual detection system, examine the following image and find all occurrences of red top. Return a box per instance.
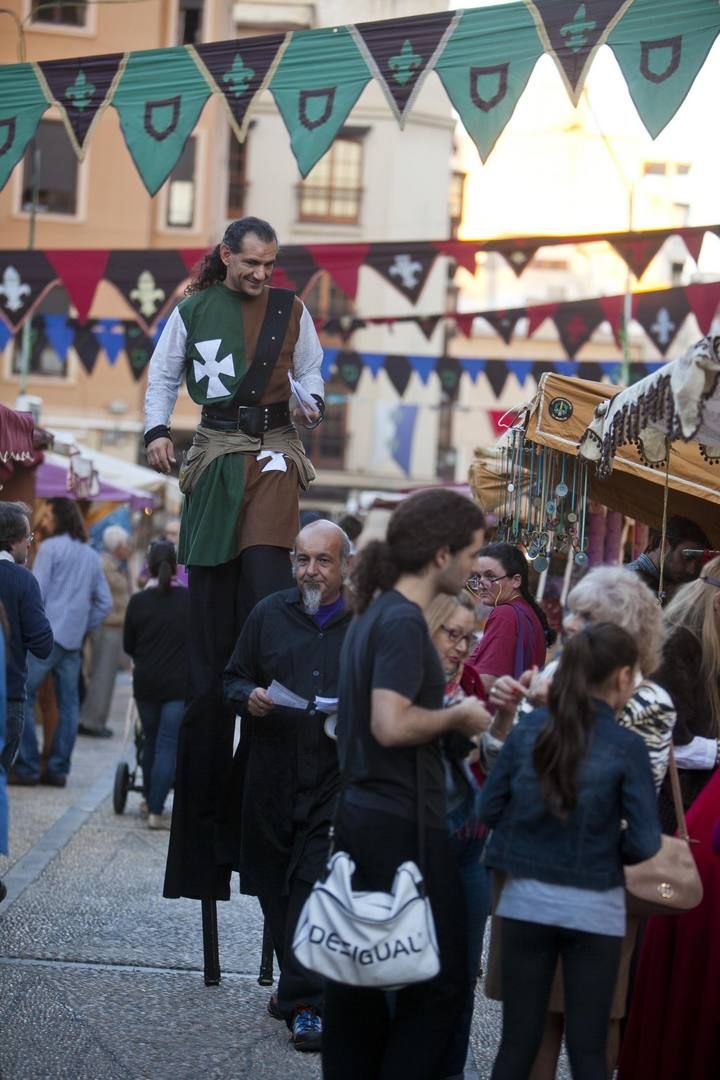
[461,598,546,701]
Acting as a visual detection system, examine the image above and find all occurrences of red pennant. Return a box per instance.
[415,315,441,340]
[307,244,368,301]
[488,409,510,438]
[685,282,720,333]
[434,240,480,275]
[609,234,666,278]
[45,250,109,323]
[527,302,558,336]
[178,248,207,275]
[598,294,626,349]
[454,313,476,338]
[682,229,705,265]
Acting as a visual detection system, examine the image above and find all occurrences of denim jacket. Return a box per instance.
[480,701,662,890]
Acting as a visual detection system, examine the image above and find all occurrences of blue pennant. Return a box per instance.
[44,315,75,362]
[553,360,576,376]
[361,353,386,379]
[151,319,167,347]
[507,359,532,386]
[408,355,436,385]
[321,348,338,381]
[0,321,12,351]
[459,358,486,383]
[95,320,126,364]
[599,361,622,379]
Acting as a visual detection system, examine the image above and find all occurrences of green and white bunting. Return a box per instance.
[0,64,49,191]
[112,47,211,195]
[270,26,371,178]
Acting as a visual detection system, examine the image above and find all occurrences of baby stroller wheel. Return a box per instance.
[113,761,130,814]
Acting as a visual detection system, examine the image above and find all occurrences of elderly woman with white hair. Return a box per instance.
[78,524,131,738]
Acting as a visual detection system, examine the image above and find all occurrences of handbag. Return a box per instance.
[624,747,703,916]
[293,751,440,990]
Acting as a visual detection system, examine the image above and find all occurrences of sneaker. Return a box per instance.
[267,992,283,1020]
[7,771,38,786]
[290,1006,322,1052]
[40,772,67,788]
[148,814,171,830]
[139,799,149,820]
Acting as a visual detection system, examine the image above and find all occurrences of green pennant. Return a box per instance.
[112,47,210,195]
[434,4,543,162]
[270,27,371,178]
[0,64,49,191]
[609,0,720,138]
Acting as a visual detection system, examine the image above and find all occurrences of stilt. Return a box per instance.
[258,918,274,986]
[201,899,221,986]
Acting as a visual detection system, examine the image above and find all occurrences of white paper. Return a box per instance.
[266,680,339,715]
[288,372,318,420]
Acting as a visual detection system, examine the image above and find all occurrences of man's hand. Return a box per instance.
[452,697,492,738]
[291,406,321,429]
[248,687,274,717]
[146,437,176,474]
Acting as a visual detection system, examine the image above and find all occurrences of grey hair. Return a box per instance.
[0,501,31,551]
[567,566,665,676]
[102,525,130,553]
[292,521,352,574]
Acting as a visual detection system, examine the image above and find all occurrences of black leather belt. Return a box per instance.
[201,401,290,435]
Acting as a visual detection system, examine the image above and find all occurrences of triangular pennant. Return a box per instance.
[385,354,413,397]
[71,321,101,374]
[527,302,558,336]
[307,243,368,300]
[553,360,577,377]
[35,53,124,158]
[553,300,606,358]
[685,282,720,333]
[334,350,364,393]
[105,250,189,332]
[460,358,486,383]
[495,242,541,277]
[352,10,458,127]
[178,248,206,276]
[95,319,126,364]
[0,321,11,351]
[45,250,109,323]
[532,361,555,384]
[0,63,49,193]
[484,360,509,398]
[526,0,633,103]
[415,315,442,341]
[507,359,532,386]
[365,244,436,304]
[634,288,691,355]
[0,252,58,329]
[192,34,288,142]
[323,317,366,343]
[682,228,706,265]
[609,232,667,278]
[488,409,512,438]
[434,5,543,162]
[274,247,320,296]
[408,355,436,385]
[480,308,524,345]
[435,355,463,401]
[599,361,623,380]
[270,27,371,178]
[43,314,75,361]
[454,313,476,338]
[112,47,211,196]
[124,321,155,381]
[435,240,481,276]
[609,0,720,139]
[362,352,386,379]
[320,348,337,382]
[598,294,626,349]
[391,404,419,475]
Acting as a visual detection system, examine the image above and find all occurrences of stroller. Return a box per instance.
[113,697,146,814]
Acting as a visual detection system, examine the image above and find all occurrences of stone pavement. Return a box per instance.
[0,675,568,1079]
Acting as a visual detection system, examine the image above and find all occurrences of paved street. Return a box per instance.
[0,676,568,1079]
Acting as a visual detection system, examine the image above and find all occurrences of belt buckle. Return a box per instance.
[236,405,250,432]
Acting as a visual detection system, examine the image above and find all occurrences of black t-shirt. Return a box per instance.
[336,589,447,828]
[123,586,190,702]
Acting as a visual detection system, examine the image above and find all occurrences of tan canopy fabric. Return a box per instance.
[472,372,720,544]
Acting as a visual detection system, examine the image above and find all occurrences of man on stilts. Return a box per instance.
[144,217,325,921]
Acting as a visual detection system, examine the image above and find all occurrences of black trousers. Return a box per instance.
[258,878,324,1020]
[492,917,622,1080]
[322,804,469,1080]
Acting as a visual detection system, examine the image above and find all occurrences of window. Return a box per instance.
[448,170,465,238]
[11,287,70,379]
[297,132,364,225]
[300,376,347,471]
[166,137,196,228]
[21,120,78,216]
[177,0,203,44]
[227,131,249,219]
[30,1,87,26]
[642,161,667,176]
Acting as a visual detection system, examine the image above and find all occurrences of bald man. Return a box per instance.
[223,521,352,1051]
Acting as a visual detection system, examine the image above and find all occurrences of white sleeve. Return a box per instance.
[292,303,325,401]
[144,307,187,433]
[674,736,718,770]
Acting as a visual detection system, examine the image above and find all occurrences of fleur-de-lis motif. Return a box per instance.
[560,4,597,53]
[129,271,166,318]
[388,254,424,289]
[0,266,31,312]
[222,54,255,97]
[65,70,96,110]
[388,40,422,86]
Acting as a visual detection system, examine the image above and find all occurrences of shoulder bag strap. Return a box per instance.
[232,287,296,406]
[667,746,690,842]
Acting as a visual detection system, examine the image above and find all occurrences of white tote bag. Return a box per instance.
[293,850,440,990]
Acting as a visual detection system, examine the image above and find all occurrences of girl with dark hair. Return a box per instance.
[462,542,553,703]
[123,542,189,829]
[480,623,661,1080]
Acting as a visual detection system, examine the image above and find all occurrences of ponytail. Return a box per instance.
[351,540,401,613]
[185,244,226,295]
[157,559,173,593]
[534,622,638,817]
[147,540,177,594]
[520,581,557,648]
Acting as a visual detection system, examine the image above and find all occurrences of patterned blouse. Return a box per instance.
[617,680,676,792]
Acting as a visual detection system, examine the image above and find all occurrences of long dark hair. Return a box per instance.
[48,498,86,542]
[352,490,485,614]
[147,541,177,594]
[185,217,278,294]
[480,541,556,646]
[534,622,638,817]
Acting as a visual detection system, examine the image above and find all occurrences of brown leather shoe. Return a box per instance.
[40,772,67,788]
[7,771,38,786]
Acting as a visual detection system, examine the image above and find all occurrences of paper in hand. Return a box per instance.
[288,373,318,421]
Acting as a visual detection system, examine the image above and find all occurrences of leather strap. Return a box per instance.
[668,747,689,841]
[231,287,295,407]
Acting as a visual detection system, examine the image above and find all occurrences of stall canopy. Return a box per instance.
[578,335,720,476]
[37,452,155,510]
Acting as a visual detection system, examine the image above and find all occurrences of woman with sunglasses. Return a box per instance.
[461,543,554,706]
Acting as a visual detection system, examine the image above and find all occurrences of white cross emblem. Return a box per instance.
[651,307,676,346]
[193,339,235,398]
[388,254,424,290]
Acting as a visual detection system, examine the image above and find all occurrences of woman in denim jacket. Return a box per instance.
[480,623,661,1080]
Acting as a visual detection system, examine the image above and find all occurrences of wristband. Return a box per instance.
[144,424,171,447]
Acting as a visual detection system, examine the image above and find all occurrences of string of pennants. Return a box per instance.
[0,223,718,332]
[0,0,718,193]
